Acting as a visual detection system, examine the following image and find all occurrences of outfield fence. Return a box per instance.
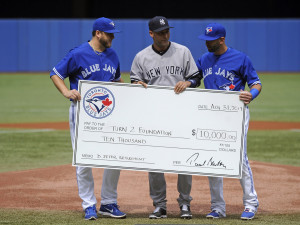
[1,19,300,72]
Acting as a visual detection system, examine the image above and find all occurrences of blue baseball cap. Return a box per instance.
[198,23,226,41]
[93,17,120,33]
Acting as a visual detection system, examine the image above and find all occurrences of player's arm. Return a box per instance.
[175,50,202,94]
[51,75,81,101]
[112,63,124,83]
[239,84,262,105]
[174,71,202,94]
[130,54,148,88]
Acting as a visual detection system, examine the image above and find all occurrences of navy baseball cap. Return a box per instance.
[149,16,174,32]
[93,17,120,33]
[198,23,226,40]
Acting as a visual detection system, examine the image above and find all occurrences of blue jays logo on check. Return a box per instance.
[83,86,115,119]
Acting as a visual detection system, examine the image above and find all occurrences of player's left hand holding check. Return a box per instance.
[239,90,252,105]
[239,84,262,105]
[174,81,191,94]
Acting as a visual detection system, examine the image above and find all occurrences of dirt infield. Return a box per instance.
[0,162,299,215]
[0,121,300,216]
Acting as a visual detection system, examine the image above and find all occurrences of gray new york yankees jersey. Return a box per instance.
[130,42,199,87]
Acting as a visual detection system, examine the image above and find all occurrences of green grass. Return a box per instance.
[0,73,70,123]
[0,73,299,123]
[0,129,299,173]
[248,73,300,122]
[0,209,300,225]
[0,130,72,172]
[247,130,300,166]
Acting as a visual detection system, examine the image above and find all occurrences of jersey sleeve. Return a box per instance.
[50,51,77,80]
[130,54,146,83]
[113,62,121,82]
[183,48,199,79]
[196,57,202,73]
[183,49,201,88]
[242,55,262,88]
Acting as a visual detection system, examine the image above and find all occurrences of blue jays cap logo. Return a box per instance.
[83,86,115,119]
[206,27,213,34]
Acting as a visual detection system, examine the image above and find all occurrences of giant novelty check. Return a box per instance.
[73,81,246,179]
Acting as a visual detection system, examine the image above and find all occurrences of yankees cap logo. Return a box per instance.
[160,19,166,25]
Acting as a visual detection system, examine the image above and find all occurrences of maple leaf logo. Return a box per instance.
[229,84,235,90]
[102,98,112,106]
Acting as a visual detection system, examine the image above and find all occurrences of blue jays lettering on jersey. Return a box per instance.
[50,42,121,90]
[196,48,261,91]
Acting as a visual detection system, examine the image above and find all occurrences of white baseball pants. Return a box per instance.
[69,102,121,210]
[208,107,259,217]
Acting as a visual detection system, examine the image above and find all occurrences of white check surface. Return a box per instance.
[73,81,245,178]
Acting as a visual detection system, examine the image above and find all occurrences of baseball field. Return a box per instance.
[0,73,300,225]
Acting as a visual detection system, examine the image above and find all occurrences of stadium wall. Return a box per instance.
[1,19,299,72]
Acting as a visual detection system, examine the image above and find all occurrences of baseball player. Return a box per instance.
[196,23,261,220]
[50,17,126,220]
[130,16,201,219]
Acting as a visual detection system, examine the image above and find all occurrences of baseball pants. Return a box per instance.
[208,107,259,217]
[70,102,121,210]
[149,172,192,210]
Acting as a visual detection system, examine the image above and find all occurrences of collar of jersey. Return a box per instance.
[152,42,171,56]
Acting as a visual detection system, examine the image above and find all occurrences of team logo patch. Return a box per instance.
[83,86,115,119]
[219,82,236,91]
[160,19,165,25]
[206,27,213,34]
[110,21,115,27]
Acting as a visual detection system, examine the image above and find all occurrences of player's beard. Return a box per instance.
[206,41,221,53]
[99,37,112,49]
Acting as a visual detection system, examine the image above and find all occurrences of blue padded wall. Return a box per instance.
[0,19,299,72]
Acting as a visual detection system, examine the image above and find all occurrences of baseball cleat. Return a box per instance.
[84,205,98,220]
[241,208,255,220]
[99,203,126,218]
[149,207,167,219]
[206,210,222,219]
[180,204,192,219]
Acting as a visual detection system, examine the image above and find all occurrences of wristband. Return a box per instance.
[250,88,259,100]
[188,79,196,88]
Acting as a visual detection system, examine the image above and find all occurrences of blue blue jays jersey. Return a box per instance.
[50,42,121,90]
[196,48,261,91]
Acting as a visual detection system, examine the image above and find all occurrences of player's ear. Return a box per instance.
[149,30,154,38]
[219,37,225,44]
[95,30,102,38]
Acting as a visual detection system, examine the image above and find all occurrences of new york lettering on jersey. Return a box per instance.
[145,65,184,79]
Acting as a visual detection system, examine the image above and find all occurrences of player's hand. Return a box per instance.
[63,89,81,101]
[135,81,147,88]
[174,81,191,94]
[239,90,252,105]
